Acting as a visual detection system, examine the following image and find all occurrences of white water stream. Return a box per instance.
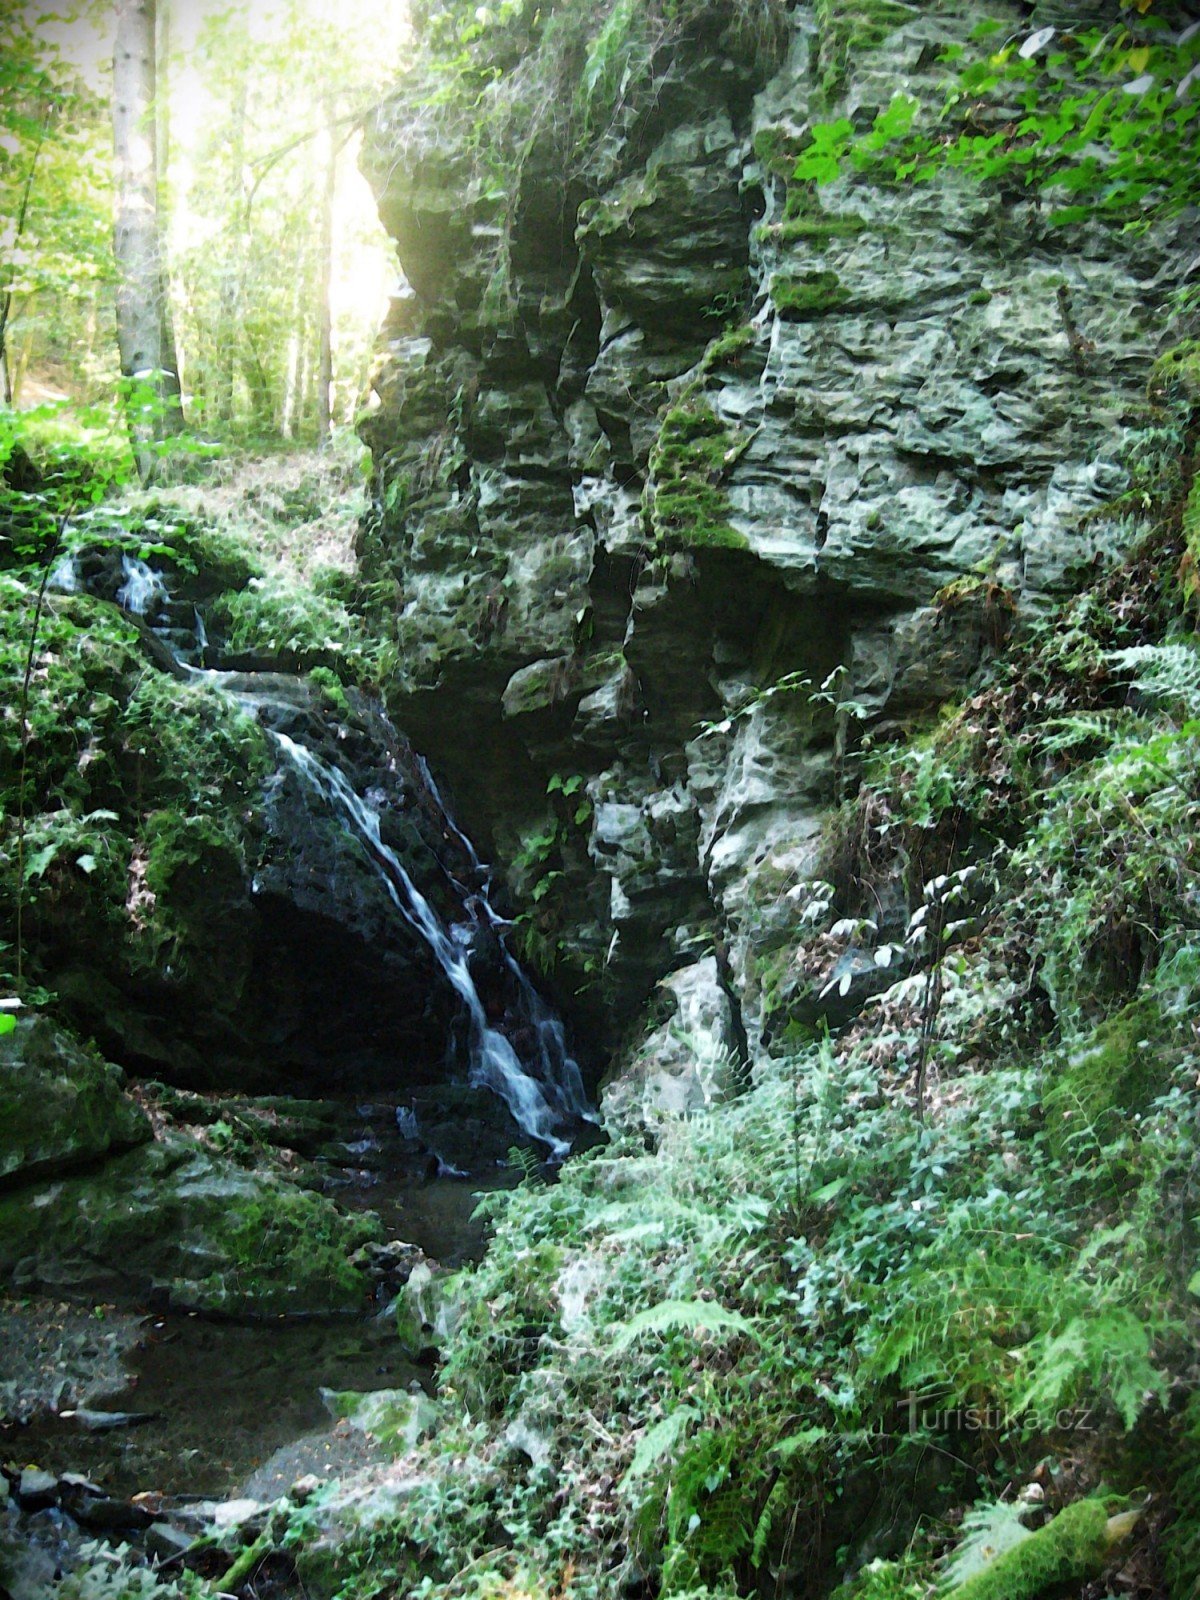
[88,549,589,1159]
[268,731,580,1159]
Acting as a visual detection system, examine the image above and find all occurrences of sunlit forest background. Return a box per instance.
[2,0,409,457]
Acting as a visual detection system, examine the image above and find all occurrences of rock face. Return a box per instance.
[601,957,744,1138]
[0,1017,150,1185]
[356,0,1194,1105]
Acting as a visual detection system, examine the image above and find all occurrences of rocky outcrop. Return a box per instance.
[601,956,744,1137]
[356,0,1194,1102]
[0,1017,378,1316]
[0,1128,378,1316]
[0,1017,150,1185]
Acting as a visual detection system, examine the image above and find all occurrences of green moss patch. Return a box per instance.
[646,404,749,551]
[1045,996,1179,1151]
[814,0,915,102]
[770,269,849,319]
[761,212,870,247]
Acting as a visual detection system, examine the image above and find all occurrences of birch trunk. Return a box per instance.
[113,0,182,482]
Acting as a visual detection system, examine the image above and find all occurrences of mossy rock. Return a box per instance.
[0,1015,150,1184]
[945,1499,1110,1600]
[322,1386,440,1453]
[646,405,749,551]
[814,0,914,101]
[753,124,806,179]
[1045,996,1178,1151]
[0,1132,378,1315]
[770,270,849,320]
[763,213,870,248]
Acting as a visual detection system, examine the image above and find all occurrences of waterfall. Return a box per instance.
[95,547,589,1161]
[48,554,80,594]
[269,732,578,1159]
[116,555,169,617]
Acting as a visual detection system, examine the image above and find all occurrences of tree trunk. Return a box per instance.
[155,0,183,398]
[113,0,183,482]
[315,107,336,445]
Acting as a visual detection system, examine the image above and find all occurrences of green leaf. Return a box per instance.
[623,1405,701,1482]
[772,1426,829,1461]
[0,1015,15,1038]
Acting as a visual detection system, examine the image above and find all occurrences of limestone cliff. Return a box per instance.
[357,0,1193,1106]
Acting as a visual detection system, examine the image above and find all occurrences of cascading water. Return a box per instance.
[116,555,169,617]
[266,733,583,1159]
[90,545,591,1161]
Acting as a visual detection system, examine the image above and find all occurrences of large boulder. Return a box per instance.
[0,1132,378,1317]
[0,1016,149,1185]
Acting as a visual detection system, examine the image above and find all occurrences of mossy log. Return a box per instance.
[948,1500,1137,1600]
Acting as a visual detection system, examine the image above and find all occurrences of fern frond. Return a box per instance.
[1108,641,1200,713]
[1012,1305,1167,1431]
[1038,712,1124,755]
[623,1405,701,1485]
[612,1299,758,1351]
[940,1499,1034,1589]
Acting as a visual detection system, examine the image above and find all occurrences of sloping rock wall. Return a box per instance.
[357,0,1193,1076]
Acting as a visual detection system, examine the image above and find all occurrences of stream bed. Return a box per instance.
[1,1172,505,1504]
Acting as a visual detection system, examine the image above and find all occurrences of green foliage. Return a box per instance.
[611,1298,757,1351]
[0,12,117,407]
[801,7,1200,229]
[1165,1392,1200,1598]
[208,572,372,675]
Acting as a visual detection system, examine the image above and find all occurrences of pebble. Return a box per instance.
[145,1520,196,1562]
[16,1468,58,1510]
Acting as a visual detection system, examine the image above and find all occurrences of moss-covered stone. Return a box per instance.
[0,1015,150,1184]
[753,124,805,179]
[814,0,915,102]
[0,1132,378,1315]
[1045,996,1178,1150]
[945,1499,1110,1600]
[699,323,758,371]
[323,1387,440,1454]
[770,270,849,319]
[761,213,870,248]
[646,405,749,551]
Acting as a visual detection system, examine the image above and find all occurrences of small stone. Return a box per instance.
[17,1467,58,1509]
[69,1493,155,1531]
[145,1521,196,1563]
[58,1472,104,1496]
[289,1474,323,1505]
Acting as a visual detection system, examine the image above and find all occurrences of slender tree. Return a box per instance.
[112,0,182,481]
[315,102,337,446]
